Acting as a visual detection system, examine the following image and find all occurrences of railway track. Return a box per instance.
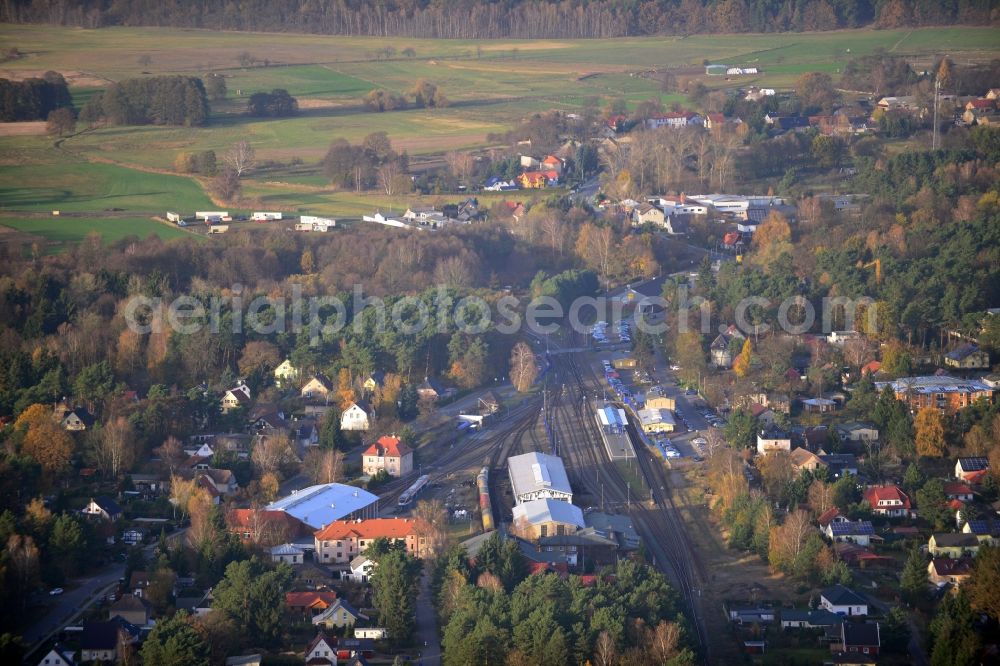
[550,352,709,658]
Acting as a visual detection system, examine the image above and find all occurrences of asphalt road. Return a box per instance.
[414,568,441,665]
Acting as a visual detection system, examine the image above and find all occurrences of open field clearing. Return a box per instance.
[0,215,194,247]
[0,24,998,238]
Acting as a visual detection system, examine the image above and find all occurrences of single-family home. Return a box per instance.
[417,376,450,401]
[301,374,334,400]
[79,619,138,663]
[511,498,585,540]
[363,371,385,393]
[314,517,426,564]
[273,359,299,386]
[863,486,912,518]
[955,456,990,483]
[820,585,868,617]
[633,203,665,227]
[710,333,737,368]
[286,591,338,616]
[817,507,847,529]
[362,435,413,478]
[312,597,368,629]
[825,521,874,547]
[781,609,843,629]
[61,407,95,431]
[819,453,858,478]
[928,557,974,587]
[82,496,123,522]
[542,155,563,173]
[789,447,826,474]
[835,622,880,657]
[757,429,792,455]
[944,344,990,369]
[802,397,837,414]
[340,400,374,431]
[221,382,252,413]
[303,631,337,666]
[943,482,974,502]
[518,171,548,189]
[962,519,1000,546]
[269,542,305,565]
[726,604,776,624]
[36,644,76,666]
[928,532,981,558]
[109,594,152,626]
[836,422,879,442]
[347,554,376,583]
[294,562,336,590]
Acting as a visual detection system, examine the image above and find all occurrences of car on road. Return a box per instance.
[685,389,697,395]
[49,588,64,596]
[669,364,681,371]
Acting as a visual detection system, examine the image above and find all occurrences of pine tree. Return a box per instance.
[900,546,927,604]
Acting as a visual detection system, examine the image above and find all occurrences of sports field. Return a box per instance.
[1,23,998,246]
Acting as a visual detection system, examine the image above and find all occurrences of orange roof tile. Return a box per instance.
[863,485,911,510]
[314,517,418,541]
[363,435,412,459]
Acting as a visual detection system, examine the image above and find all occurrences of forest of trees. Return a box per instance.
[80,75,208,127]
[2,0,996,38]
[0,71,72,121]
[246,88,297,118]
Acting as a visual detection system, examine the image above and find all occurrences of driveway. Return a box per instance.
[414,567,441,665]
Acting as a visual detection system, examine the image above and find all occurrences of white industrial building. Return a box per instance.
[507,452,573,505]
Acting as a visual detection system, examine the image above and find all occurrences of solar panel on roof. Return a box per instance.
[960,457,989,472]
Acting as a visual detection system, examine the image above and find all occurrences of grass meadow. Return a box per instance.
[1,23,998,246]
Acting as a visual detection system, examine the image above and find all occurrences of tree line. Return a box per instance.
[80,75,209,126]
[0,71,72,121]
[2,0,996,38]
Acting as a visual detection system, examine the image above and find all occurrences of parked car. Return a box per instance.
[49,588,64,596]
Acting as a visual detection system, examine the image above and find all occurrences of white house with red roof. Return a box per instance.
[863,485,912,518]
[362,435,413,478]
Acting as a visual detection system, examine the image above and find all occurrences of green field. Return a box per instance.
[1,23,999,243]
[0,215,194,246]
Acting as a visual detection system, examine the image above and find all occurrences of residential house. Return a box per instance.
[301,374,334,400]
[710,333,737,368]
[518,171,548,189]
[507,452,573,504]
[129,571,151,597]
[633,203,666,227]
[769,393,792,414]
[362,371,385,393]
[79,619,138,663]
[962,519,1000,546]
[874,376,994,414]
[417,376,450,401]
[945,344,990,369]
[313,517,426,565]
[303,631,338,666]
[726,604,776,624]
[825,521,874,547]
[820,585,869,617]
[221,382,252,413]
[965,98,995,112]
[646,112,703,129]
[82,496,122,522]
[36,644,76,666]
[294,562,336,590]
[819,453,858,478]
[955,457,990,483]
[541,155,563,174]
[664,213,691,235]
[802,397,837,413]
[781,609,843,629]
[511,498,585,540]
[834,622,880,657]
[340,401,374,431]
[928,533,981,558]
[836,422,879,443]
[61,407,95,431]
[928,557,975,587]
[789,447,826,474]
[757,429,792,455]
[943,482,974,502]
[312,598,368,629]
[362,435,413,478]
[817,507,847,529]
[286,591,338,616]
[270,543,305,565]
[274,359,300,387]
[347,554,376,583]
[876,96,918,112]
[109,595,152,626]
[863,486,912,518]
